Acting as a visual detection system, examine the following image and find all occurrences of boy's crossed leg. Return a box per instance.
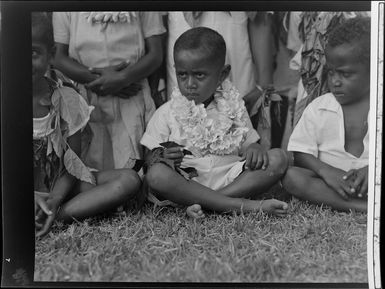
[282,166,367,212]
[58,169,141,222]
[219,148,288,198]
[146,150,288,218]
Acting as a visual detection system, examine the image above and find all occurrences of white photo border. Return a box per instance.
[368,2,383,289]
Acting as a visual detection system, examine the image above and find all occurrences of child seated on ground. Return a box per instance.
[32,13,141,237]
[140,27,289,218]
[282,17,370,212]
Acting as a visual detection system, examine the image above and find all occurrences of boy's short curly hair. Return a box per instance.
[327,17,371,67]
[173,27,226,67]
[32,12,54,49]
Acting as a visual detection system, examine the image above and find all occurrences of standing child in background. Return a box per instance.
[32,13,141,237]
[52,12,165,171]
[282,17,370,212]
[141,27,289,218]
[288,11,370,126]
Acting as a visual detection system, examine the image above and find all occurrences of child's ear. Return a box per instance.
[220,64,231,82]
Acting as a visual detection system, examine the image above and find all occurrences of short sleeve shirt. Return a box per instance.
[141,100,260,154]
[53,12,166,68]
[288,93,369,172]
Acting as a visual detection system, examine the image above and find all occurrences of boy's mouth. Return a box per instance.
[185,93,199,99]
[333,92,345,97]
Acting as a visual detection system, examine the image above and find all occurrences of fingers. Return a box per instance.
[88,67,103,75]
[254,152,263,170]
[36,198,53,216]
[245,151,268,170]
[336,187,349,200]
[262,152,269,170]
[163,147,184,158]
[86,77,103,90]
[244,152,254,170]
[174,159,182,168]
[343,169,356,181]
[357,178,368,198]
[35,208,45,223]
[163,147,184,166]
[118,84,142,98]
[36,214,55,238]
[128,83,142,91]
[352,173,364,190]
[35,221,43,230]
[114,61,129,71]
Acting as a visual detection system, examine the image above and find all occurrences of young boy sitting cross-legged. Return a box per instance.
[282,17,371,212]
[140,27,289,218]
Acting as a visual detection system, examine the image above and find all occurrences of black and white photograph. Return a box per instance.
[1,1,383,287]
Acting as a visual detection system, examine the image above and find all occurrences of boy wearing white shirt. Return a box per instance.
[282,17,370,212]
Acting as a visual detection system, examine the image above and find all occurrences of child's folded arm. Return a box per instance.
[53,43,98,84]
[294,152,352,200]
[106,34,162,94]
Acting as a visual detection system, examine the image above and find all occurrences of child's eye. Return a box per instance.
[32,50,38,56]
[177,72,187,79]
[342,72,352,78]
[195,73,205,80]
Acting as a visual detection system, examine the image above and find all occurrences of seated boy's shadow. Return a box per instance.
[258,182,292,202]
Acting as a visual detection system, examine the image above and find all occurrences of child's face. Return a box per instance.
[32,29,51,86]
[325,43,370,105]
[174,49,229,104]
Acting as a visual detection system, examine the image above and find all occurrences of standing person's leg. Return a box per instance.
[57,169,141,222]
[282,166,367,212]
[219,148,288,198]
[146,163,288,216]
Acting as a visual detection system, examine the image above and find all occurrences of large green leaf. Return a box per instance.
[63,148,96,185]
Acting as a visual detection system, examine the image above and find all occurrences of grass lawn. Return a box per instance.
[34,196,367,283]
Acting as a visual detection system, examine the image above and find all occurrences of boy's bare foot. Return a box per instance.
[186,204,205,219]
[244,199,288,217]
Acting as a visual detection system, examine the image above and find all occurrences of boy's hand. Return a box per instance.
[87,61,132,96]
[162,147,184,168]
[241,143,268,170]
[343,166,368,198]
[35,196,60,238]
[117,84,142,99]
[319,167,355,200]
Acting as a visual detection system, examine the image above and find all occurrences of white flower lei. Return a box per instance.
[170,80,249,156]
[81,12,137,25]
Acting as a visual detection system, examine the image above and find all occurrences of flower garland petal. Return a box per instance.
[170,80,249,156]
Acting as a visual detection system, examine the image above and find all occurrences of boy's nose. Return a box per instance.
[333,79,342,87]
[331,75,342,87]
[187,76,197,89]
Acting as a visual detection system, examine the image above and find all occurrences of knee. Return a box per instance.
[267,148,289,176]
[282,167,307,198]
[145,163,170,189]
[282,167,297,191]
[115,169,141,199]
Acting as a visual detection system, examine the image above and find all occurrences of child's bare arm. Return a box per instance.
[248,12,274,88]
[86,35,163,94]
[53,43,98,84]
[35,131,81,237]
[294,152,353,199]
